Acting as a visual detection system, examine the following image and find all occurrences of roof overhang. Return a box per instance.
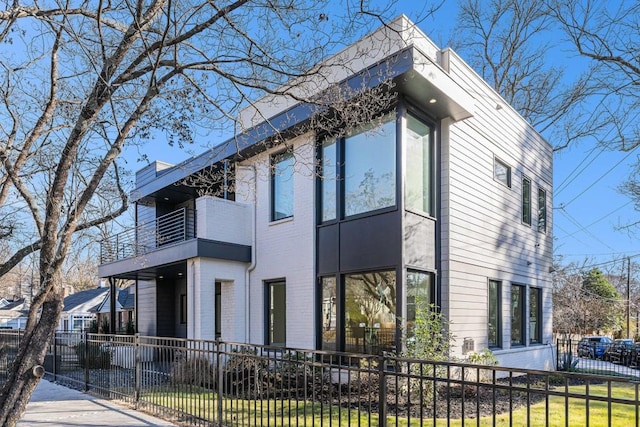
[133,46,474,203]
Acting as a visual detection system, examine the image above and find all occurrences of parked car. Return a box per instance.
[603,339,634,364]
[627,343,640,368]
[577,336,613,359]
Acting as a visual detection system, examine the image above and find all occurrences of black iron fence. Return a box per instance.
[3,331,640,426]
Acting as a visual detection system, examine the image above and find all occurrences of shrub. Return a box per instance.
[75,341,111,369]
[170,353,216,389]
[401,301,453,401]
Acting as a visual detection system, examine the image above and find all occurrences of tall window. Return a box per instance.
[405,114,433,215]
[215,282,221,340]
[406,270,434,337]
[511,284,525,346]
[320,276,337,351]
[320,138,337,222]
[488,280,501,348]
[530,287,542,344]
[180,294,187,324]
[522,177,531,225]
[494,158,511,187]
[266,280,286,346]
[344,115,396,217]
[271,151,294,221]
[538,188,547,233]
[344,270,396,354]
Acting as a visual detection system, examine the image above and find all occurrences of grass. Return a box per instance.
[137,382,640,426]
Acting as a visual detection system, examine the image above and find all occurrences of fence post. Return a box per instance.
[378,355,387,427]
[216,339,223,426]
[53,333,58,381]
[135,333,141,409]
[84,331,89,392]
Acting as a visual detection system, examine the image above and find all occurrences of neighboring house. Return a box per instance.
[0,299,27,329]
[95,285,136,333]
[99,16,553,369]
[59,287,109,332]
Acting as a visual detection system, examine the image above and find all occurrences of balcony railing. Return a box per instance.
[100,208,196,263]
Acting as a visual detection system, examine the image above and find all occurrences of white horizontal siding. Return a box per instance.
[441,49,552,367]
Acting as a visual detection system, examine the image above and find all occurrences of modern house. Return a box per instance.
[98,16,553,369]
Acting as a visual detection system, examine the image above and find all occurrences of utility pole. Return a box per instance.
[627,256,631,339]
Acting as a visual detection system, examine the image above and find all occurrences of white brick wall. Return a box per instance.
[238,134,316,349]
[188,258,247,342]
[196,196,252,245]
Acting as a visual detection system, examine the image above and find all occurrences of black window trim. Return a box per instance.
[522,176,532,226]
[510,283,526,347]
[529,286,543,345]
[488,279,502,349]
[265,278,287,347]
[270,150,294,222]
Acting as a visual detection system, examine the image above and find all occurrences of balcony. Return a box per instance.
[100,208,196,264]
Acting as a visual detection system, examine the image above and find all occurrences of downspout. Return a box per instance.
[239,165,257,344]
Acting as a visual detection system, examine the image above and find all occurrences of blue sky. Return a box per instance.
[125,1,639,267]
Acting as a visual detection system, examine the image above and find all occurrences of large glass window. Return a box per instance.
[538,188,547,233]
[405,114,433,215]
[266,280,286,346]
[406,270,434,337]
[511,284,525,346]
[344,271,396,354]
[530,287,542,344]
[522,177,531,225]
[271,151,294,221]
[344,116,396,217]
[320,276,337,351]
[488,280,501,348]
[320,138,337,222]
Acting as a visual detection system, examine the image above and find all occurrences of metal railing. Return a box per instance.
[3,331,640,426]
[100,208,196,263]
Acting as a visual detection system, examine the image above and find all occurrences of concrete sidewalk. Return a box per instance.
[18,380,178,426]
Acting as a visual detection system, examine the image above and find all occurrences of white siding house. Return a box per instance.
[99,16,553,370]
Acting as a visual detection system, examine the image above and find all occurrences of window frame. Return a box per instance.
[511,284,526,346]
[215,281,221,340]
[538,187,547,233]
[488,279,502,349]
[529,287,542,344]
[271,150,294,222]
[265,279,287,347]
[404,113,435,216]
[494,157,512,188]
[180,294,187,325]
[522,176,532,226]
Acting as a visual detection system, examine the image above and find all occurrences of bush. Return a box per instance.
[75,341,111,369]
[170,353,216,389]
[401,301,453,401]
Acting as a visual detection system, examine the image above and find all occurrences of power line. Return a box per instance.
[555,200,633,242]
[560,146,639,208]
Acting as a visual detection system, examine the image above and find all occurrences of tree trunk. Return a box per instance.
[0,294,62,427]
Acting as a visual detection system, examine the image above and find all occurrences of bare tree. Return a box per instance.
[454,0,602,151]
[0,0,440,422]
[547,1,640,227]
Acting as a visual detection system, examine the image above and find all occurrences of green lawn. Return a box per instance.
[138,382,639,426]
